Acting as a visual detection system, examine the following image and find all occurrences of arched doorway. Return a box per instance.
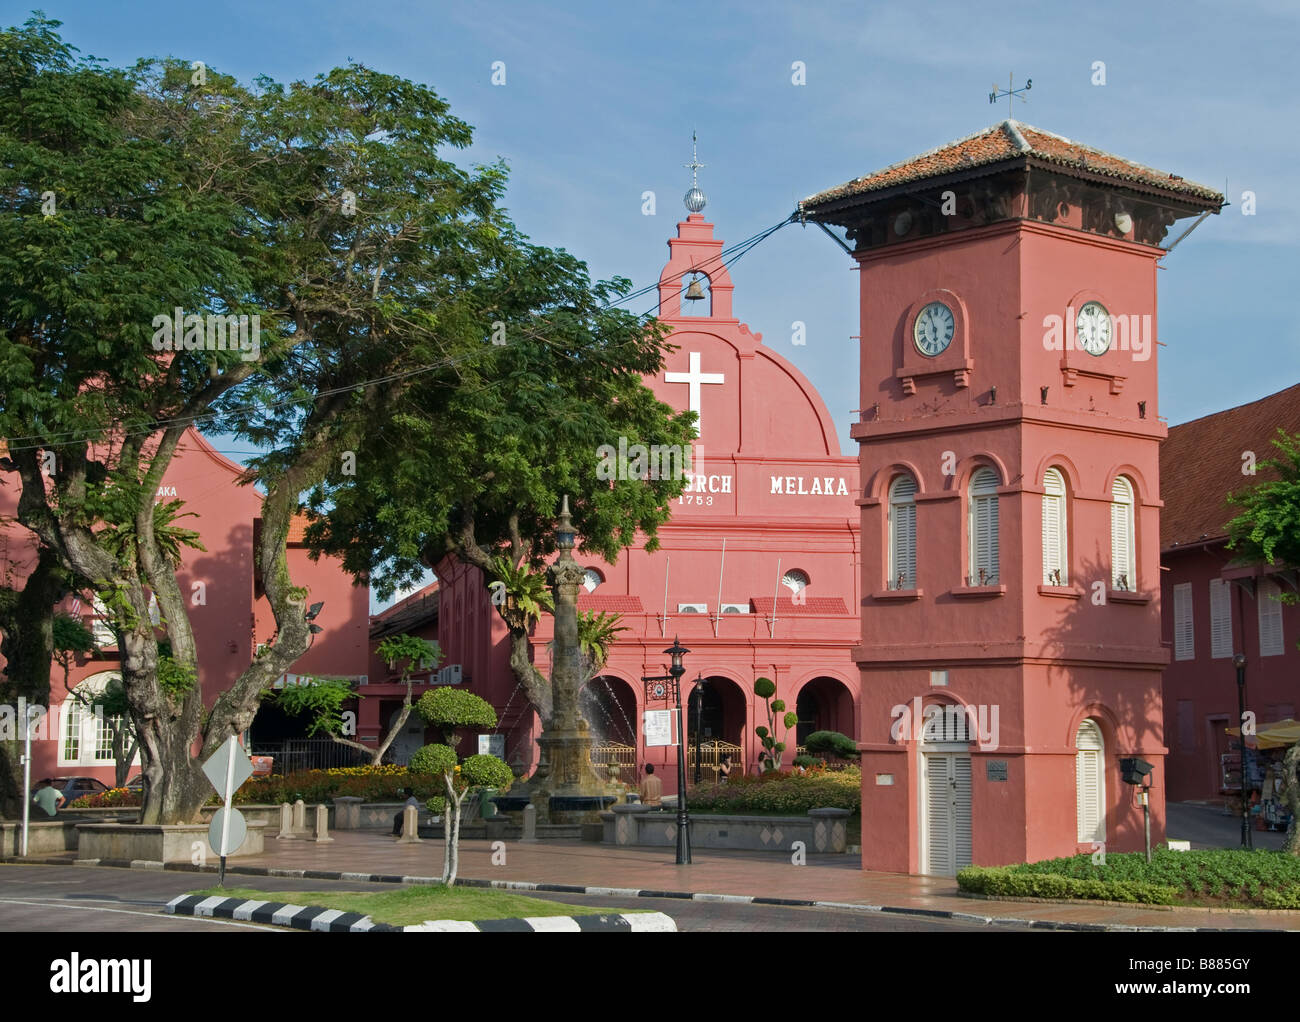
[386,705,427,766]
[582,676,638,783]
[794,676,856,746]
[687,675,747,779]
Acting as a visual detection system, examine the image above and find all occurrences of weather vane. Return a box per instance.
[989,74,1032,117]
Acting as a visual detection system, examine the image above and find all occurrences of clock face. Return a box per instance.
[1076,301,1112,356]
[913,301,955,358]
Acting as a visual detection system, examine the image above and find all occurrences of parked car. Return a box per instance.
[124,774,146,793]
[30,776,109,805]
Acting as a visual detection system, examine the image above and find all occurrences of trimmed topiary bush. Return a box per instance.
[416,687,498,747]
[804,730,860,760]
[409,743,458,776]
[460,754,514,791]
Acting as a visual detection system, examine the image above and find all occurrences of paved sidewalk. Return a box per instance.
[108,831,1300,931]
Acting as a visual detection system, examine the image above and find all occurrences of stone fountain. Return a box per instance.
[494,496,618,825]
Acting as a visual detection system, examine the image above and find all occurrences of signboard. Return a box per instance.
[202,736,254,879]
[985,760,1009,782]
[644,709,675,747]
[477,734,506,758]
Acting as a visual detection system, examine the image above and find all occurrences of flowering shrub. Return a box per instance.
[68,787,141,809]
[689,766,860,814]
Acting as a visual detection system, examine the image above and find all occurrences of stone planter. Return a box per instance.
[76,821,266,864]
[601,807,851,853]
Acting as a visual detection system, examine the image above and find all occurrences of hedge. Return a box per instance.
[688,766,861,814]
[959,848,1300,908]
[958,865,1178,905]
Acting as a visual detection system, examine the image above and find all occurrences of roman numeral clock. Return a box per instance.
[897,289,973,394]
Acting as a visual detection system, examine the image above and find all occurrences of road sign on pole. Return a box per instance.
[202,735,254,885]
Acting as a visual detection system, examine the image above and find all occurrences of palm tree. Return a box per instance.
[577,610,627,672]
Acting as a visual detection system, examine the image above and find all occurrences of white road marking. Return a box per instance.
[0,897,283,930]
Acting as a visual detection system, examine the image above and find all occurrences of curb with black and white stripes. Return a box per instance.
[165,893,676,932]
[9,855,1289,933]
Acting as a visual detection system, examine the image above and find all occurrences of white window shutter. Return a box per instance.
[1042,469,1067,584]
[969,468,998,584]
[1075,720,1105,843]
[952,755,973,870]
[925,754,952,875]
[1209,578,1233,659]
[1258,578,1284,657]
[1110,477,1135,590]
[889,475,917,589]
[1173,583,1194,660]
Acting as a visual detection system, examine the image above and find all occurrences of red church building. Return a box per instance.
[0,429,370,786]
[433,196,862,785]
[802,120,1222,873]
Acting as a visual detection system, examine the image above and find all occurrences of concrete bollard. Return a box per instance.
[312,803,333,843]
[276,802,298,840]
[333,796,363,830]
[520,803,538,843]
[292,799,307,833]
[397,804,421,843]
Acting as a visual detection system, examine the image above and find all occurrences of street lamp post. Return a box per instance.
[1233,652,1253,850]
[643,638,691,865]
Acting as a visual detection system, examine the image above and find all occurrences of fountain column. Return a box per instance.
[525,496,616,824]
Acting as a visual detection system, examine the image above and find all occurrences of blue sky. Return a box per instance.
[15,0,1298,605]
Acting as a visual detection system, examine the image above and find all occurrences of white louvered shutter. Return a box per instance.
[952,755,973,870]
[1075,720,1105,843]
[1042,468,1067,585]
[1173,583,1194,661]
[969,468,999,584]
[889,475,917,589]
[1258,578,1284,656]
[1209,578,1233,659]
[1110,477,1135,590]
[925,754,952,875]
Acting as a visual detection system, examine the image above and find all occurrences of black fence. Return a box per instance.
[249,738,371,774]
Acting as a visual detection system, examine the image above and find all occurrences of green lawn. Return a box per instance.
[193,885,642,926]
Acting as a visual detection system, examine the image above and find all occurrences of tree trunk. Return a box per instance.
[370,680,415,765]
[507,629,552,723]
[441,771,455,884]
[1281,743,1300,855]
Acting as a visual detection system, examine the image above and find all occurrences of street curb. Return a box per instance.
[6,856,1294,932]
[163,894,676,932]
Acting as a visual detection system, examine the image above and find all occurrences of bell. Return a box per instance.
[683,277,706,301]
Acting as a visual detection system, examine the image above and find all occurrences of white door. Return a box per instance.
[923,751,972,876]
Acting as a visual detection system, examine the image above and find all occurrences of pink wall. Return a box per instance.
[1161,545,1300,801]
[850,198,1169,873]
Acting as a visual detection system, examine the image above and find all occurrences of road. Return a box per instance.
[0,862,1030,932]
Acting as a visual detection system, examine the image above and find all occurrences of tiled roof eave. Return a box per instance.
[1022,155,1223,208]
[802,159,1027,218]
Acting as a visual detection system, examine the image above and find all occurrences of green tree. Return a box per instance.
[410,687,508,885]
[753,677,797,772]
[1226,428,1300,854]
[0,15,508,824]
[803,730,860,761]
[577,610,627,672]
[274,634,439,766]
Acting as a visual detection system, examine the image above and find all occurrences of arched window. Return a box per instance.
[967,467,999,585]
[1075,719,1106,843]
[1110,476,1136,590]
[59,671,134,769]
[582,568,604,593]
[1042,468,1068,585]
[888,475,917,590]
[781,569,809,595]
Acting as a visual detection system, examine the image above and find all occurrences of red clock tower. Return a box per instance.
[802,121,1222,873]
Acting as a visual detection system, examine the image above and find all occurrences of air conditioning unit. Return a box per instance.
[436,664,463,685]
[677,603,707,614]
[720,603,749,614]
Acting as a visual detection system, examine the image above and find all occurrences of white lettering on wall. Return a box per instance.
[769,475,849,496]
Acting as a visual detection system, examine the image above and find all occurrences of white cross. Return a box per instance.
[665,351,725,437]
